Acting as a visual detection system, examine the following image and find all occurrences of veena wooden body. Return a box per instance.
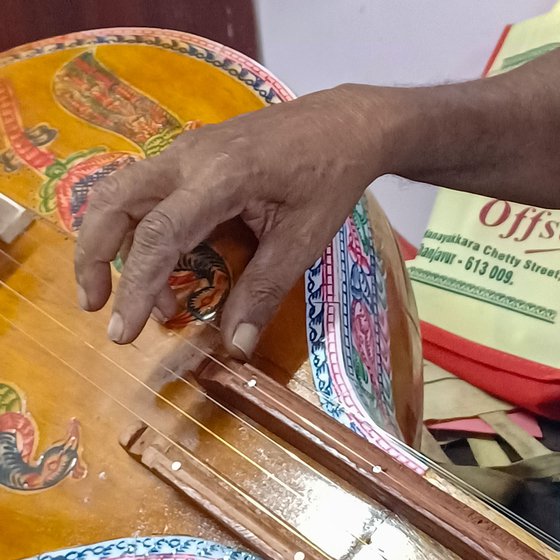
[0,28,556,560]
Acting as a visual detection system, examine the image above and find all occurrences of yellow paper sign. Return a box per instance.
[408,3,560,368]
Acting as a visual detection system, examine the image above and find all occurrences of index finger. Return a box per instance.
[75,157,172,311]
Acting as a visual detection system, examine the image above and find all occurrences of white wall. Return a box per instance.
[255,0,555,244]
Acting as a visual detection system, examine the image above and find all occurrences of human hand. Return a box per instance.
[74,85,388,358]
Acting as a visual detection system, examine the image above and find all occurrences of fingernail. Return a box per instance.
[108,313,124,343]
[77,285,89,310]
[232,323,259,359]
[151,307,168,324]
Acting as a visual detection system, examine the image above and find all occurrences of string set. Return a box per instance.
[6,212,413,485]
[1,213,421,493]
[0,229,360,486]
[18,213,386,455]
[0,216,398,556]
[16,215,351,413]
[0,313,330,559]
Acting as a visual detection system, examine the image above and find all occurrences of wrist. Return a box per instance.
[329,83,403,183]
[354,76,518,192]
[329,48,560,208]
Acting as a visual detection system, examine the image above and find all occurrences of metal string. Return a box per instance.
[1,232,400,487]
[0,259,371,549]
[2,215,414,500]
[0,311,333,560]
[0,277,302,498]
[6,215,358,425]
[4,211,381,457]
[0,244,361,491]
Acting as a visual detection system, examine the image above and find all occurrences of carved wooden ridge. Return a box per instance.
[193,358,549,560]
[122,354,554,560]
[120,422,320,560]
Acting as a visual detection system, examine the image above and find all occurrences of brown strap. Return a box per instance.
[421,426,452,464]
[467,438,511,468]
[424,378,513,422]
[481,411,549,460]
[493,453,560,479]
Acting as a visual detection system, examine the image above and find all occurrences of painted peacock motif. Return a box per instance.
[0,383,86,491]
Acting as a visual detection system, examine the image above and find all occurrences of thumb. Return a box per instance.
[221,229,307,360]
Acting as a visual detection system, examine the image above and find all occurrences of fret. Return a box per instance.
[197,358,549,560]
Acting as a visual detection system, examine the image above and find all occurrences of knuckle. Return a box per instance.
[248,275,285,309]
[87,176,123,213]
[74,245,86,271]
[135,210,177,250]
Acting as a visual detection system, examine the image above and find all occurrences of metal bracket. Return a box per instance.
[0,194,33,243]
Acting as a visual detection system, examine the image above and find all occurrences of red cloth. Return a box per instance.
[395,232,560,420]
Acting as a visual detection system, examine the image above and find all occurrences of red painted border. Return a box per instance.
[482,24,512,76]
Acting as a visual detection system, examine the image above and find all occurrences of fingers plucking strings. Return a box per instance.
[1,231,382,553]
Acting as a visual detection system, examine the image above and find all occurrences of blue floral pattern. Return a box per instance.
[27,536,261,560]
[305,197,400,439]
